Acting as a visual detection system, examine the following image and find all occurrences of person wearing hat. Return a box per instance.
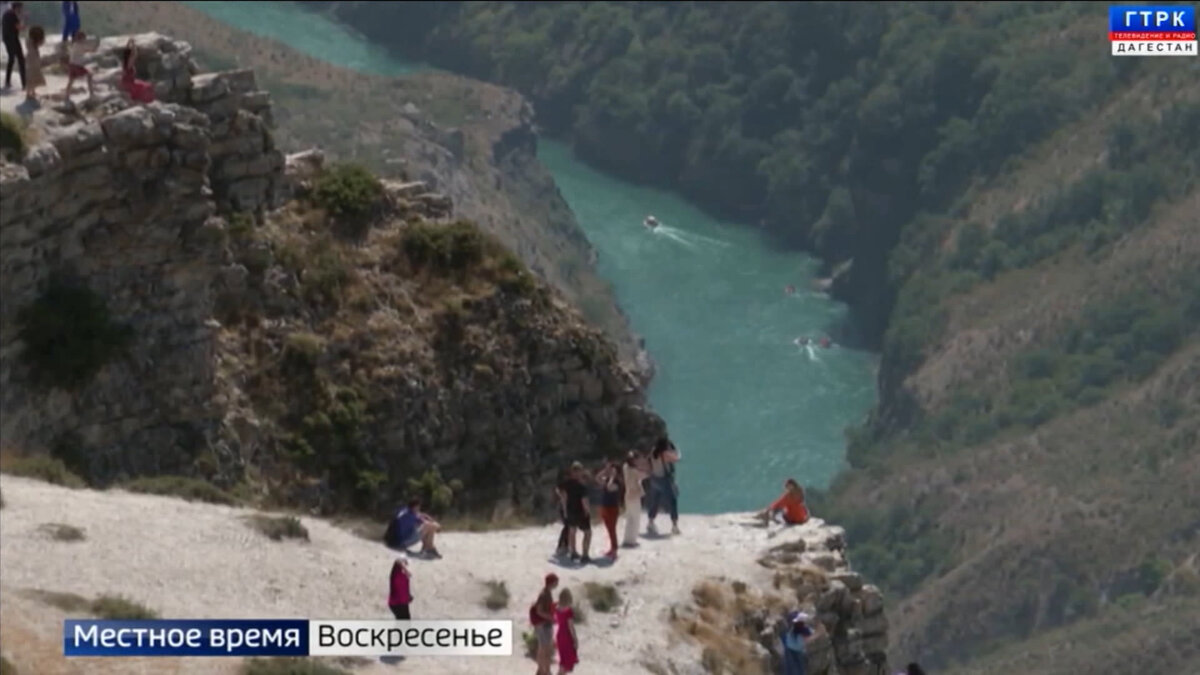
[530,573,559,675]
[388,554,412,620]
[782,610,819,675]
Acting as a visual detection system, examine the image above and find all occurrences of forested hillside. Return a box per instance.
[323,1,1137,345]
[320,2,1200,671]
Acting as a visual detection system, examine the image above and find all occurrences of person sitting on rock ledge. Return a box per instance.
[119,38,155,104]
[758,478,809,526]
[384,497,442,559]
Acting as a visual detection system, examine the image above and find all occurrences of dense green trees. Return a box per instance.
[321,1,1128,347]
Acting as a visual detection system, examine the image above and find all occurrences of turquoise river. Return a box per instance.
[186,1,878,514]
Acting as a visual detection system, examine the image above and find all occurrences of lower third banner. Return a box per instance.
[64,619,514,657]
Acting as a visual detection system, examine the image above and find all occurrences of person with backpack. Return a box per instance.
[530,573,559,675]
[388,554,412,619]
[595,458,623,559]
[646,437,682,535]
[781,611,820,675]
[384,498,442,559]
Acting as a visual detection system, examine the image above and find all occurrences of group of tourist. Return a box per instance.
[381,436,830,673]
[1,2,153,105]
[553,436,682,564]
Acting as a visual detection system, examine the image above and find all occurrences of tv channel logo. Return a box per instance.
[1109,6,1197,56]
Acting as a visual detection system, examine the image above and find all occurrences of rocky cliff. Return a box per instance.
[70,0,651,381]
[666,521,890,675]
[0,34,662,516]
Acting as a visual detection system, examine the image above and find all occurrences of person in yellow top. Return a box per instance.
[758,478,809,525]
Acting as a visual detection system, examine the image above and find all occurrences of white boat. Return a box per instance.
[643,215,659,229]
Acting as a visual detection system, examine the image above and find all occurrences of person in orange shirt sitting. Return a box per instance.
[758,478,809,525]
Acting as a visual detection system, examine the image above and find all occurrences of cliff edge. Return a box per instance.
[0,475,889,675]
[0,34,661,516]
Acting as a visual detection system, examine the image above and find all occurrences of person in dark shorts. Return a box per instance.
[2,1,24,91]
[558,461,592,563]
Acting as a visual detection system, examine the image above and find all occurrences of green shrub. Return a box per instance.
[0,111,24,159]
[2,456,87,488]
[496,253,538,296]
[282,382,380,512]
[283,332,326,368]
[242,659,352,675]
[245,514,310,542]
[482,580,510,610]
[17,279,133,390]
[0,654,16,675]
[521,631,537,658]
[406,467,463,513]
[91,595,159,620]
[401,221,486,274]
[228,211,256,240]
[121,475,236,505]
[311,163,383,220]
[583,581,621,612]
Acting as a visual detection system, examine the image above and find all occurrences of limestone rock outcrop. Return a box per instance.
[664,520,890,675]
[0,34,663,515]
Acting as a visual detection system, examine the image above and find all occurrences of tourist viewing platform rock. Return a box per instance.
[0,33,663,516]
[0,474,889,675]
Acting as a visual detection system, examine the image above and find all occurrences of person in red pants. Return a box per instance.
[595,458,623,559]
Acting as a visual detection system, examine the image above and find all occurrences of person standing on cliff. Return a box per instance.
[388,554,412,620]
[60,1,80,43]
[595,457,623,559]
[530,573,558,675]
[558,461,592,564]
[621,450,648,547]
[646,437,681,535]
[2,1,24,92]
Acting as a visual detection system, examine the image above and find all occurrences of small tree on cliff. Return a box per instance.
[407,467,463,513]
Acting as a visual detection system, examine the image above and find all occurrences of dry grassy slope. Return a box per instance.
[829,49,1200,669]
[914,64,1200,410]
[940,597,1200,675]
[863,342,1200,663]
[77,0,642,369]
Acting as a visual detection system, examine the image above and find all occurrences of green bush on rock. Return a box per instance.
[310,163,384,221]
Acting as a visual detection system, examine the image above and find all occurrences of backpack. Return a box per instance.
[383,510,403,548]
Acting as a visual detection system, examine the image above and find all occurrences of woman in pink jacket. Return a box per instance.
[388,555,412,620]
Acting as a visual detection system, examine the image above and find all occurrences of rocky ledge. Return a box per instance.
[665,518,889,675]
[0,33,663,515]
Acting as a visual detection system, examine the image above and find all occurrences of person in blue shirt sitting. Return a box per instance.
[781,610,820,675]
[384,498,442,559]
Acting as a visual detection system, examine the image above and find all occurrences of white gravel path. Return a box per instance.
[0,475,826,674]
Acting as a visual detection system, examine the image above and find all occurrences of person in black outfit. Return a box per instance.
[558,461,592,563]
[2,2,24,90]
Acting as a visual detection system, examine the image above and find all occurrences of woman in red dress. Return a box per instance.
[119,38,155,104]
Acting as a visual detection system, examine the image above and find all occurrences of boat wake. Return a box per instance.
[648,221,731,250]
